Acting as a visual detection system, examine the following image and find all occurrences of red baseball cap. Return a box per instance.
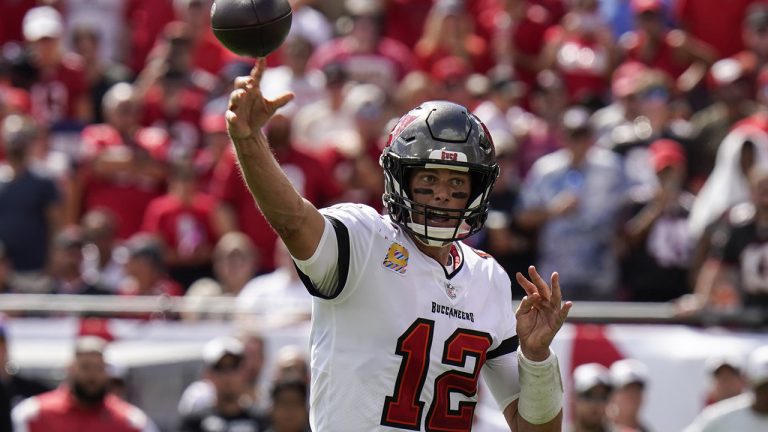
[612,61,648,98]
[631,0,664,13]
[649,138,686,172]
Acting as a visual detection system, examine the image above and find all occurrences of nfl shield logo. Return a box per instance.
[445,282,458,299]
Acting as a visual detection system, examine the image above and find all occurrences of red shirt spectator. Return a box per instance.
[142,193,217,262]
[80,124,168,239]
[12,387,153,432]
[384,0,433,48]
[141,81,206,160]
[675,0,756,58]
[29,53,90,126]
[125,0,176,73]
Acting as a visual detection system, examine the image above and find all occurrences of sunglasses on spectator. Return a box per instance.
[577,391,611,402]
[211,357,242,373]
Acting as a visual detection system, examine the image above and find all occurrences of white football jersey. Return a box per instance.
[294,203,521,431]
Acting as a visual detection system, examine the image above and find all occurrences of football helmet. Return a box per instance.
[380,101,499,247]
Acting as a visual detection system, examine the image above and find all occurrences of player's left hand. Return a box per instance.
[515,266,572,361]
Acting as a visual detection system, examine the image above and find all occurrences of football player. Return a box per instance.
[225,58,572,432]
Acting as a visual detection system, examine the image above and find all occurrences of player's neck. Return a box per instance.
[411,235,453,266]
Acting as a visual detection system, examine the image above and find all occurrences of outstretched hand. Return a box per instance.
[225,58,294,139]
[515,266,572,361]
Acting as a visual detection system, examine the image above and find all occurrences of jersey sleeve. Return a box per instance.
[292,203,381,302]
[480,265,521,410]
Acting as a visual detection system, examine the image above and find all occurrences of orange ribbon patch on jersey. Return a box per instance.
[382,242,409,274]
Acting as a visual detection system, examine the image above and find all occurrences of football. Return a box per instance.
[210,0,293,58]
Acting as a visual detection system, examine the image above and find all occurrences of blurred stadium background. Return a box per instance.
[3,0,768,431]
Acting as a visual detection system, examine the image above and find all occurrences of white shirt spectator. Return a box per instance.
[684,393,768,432]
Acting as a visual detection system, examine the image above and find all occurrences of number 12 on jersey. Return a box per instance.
[381,318,493,431]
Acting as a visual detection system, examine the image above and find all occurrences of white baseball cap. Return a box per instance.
[705,353,744,374]
[610,359,649,388]
[23,6,64,42]
[746,345,768,388]
[202,336,244,367]
[573,363,612,394]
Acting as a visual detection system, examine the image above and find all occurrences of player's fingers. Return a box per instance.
[515,271,538,297]
[557,301,573,325]
[551,272,562,307]
[516,295,534,316]
[228,89,247,110]
[267,92,295,113]
[528,266,551,301]
[234,76,254,90]
[251,57,267,83]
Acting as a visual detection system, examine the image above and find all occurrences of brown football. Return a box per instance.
[210,0,292,57]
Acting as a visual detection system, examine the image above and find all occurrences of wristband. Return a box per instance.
[517,348,563,424]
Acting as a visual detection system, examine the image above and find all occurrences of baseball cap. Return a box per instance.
[631,0,664,14]
[612,62,648,98]
[562,106,593,136]
[23,6,64,42]
[573,363,612,394]
[203,336,245,367]
[746,345,768,388]
[709,58,746,88]
[705,353,744,374]
[649,139,686,172]
[75,335,109,355]
[610,359,649,388]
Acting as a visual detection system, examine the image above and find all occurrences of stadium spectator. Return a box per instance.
[124,0,176,73]
[118,233,183,298]
[136,22,207,163]
[0,319,50,431]
[620,139,694,302]
[473,65,527,145]
[308,0,416,92]
[414,0,493,75]
[675,0,756,59]
[291,62,355,154]
[70,24,133,125]
[212,113,341,272]
[81,209,125,293]
[237,240,312,325]
[592,61,649,146]
[518,106,627,301]
[540,0,616,107]
[272,346,310,386]
[690,58,758,180]
[179,332,265,417]
[430,56,475,108]
[49,226,109,295]
[394,70,436,115]
[184,232,259,321]
[194,114,231,194]
[687,119,768,276]
[171,0,232,77]
[570,363,614,432]
[619,0,716,94]
[703,354,747,406]
[734,3,768,84]
[78,83,167,239]
[684,345,768,431]
[283,0,333,50]
[63,0,126,65]
[21,6,93,128]
[261,36,327,114]
[510,69,567,177]
[382,0,433,48]
[179,336,268,431]
[608,359,652,432]
[688,166,768,312]
[265,379,310,432]
[11,336,157,432]
[142,160,218,289]
[0,114,62,292]
[484,0,552,93]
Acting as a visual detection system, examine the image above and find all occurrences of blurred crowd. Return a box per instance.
[2,0,768,326]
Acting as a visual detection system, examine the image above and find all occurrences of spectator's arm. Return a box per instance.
[692,258,727,308]
[213,202,239,236]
